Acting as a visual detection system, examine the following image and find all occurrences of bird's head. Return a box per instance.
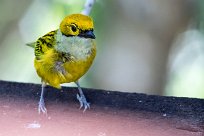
[60,14,95,39]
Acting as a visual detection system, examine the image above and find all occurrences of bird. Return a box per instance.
[27,14,96,114]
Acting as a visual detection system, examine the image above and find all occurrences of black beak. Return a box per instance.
[78,30,96,39]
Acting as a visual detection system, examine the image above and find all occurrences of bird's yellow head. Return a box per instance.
[60,14,95,39]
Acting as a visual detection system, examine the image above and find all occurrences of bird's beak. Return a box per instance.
[78,30,96,39]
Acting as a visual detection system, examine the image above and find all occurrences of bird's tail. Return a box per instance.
[26,42,36,48]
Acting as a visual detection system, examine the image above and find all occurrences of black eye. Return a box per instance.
[71,25,77,32]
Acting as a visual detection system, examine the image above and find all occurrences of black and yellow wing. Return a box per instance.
[27,30,57,60]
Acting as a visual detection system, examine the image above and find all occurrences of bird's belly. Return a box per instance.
[63,56,94,82]
[34,50,95,89]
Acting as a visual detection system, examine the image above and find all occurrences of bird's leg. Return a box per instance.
[38,82,47,114]
[75,81,90,111]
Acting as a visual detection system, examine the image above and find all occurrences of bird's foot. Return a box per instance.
[38,98,47,114]
[77,94,90,112]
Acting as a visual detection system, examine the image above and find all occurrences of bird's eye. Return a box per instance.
[71,25,77,32]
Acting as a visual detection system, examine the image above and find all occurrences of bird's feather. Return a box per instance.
[35,30,57,59]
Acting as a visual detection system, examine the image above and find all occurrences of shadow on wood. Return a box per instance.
[0,80,203,136]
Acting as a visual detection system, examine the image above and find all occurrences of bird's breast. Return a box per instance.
[55,34,96,82]
[55,35,95,60]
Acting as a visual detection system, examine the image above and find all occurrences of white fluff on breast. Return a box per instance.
[55,30,93,60]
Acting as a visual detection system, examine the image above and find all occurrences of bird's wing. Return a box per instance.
[34,30,57,59]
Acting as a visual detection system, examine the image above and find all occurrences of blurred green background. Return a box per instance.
[0,0,204,98]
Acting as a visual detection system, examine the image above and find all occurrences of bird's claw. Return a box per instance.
[38,99,47,114]
[77,94,90,112]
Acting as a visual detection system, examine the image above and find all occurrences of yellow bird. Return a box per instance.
[28,14,96,113]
